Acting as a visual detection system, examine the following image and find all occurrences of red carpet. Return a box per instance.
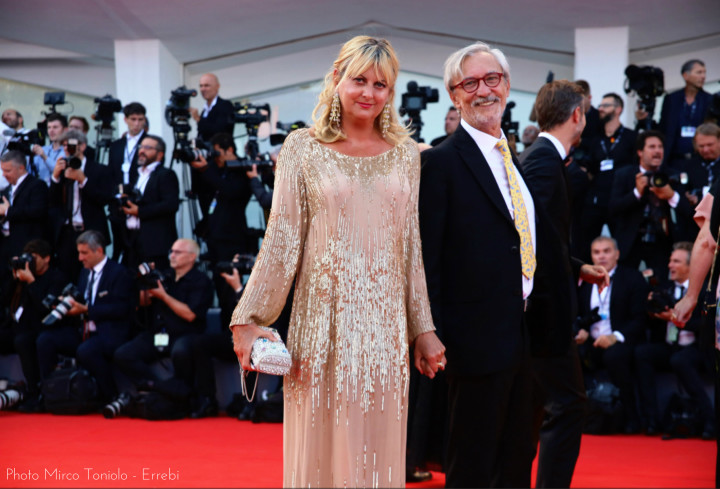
[0,411,714,488]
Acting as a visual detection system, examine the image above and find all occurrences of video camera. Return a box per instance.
[624,64,664,129]
[41,283,85,327]
[399,81,439,142]
[270,120,307,146]
[501,101,519,140]
[215,254,256,276]
[228,103,274,169]
[5,129,43,157]
[165,85,197,151]
[92,94,122,149]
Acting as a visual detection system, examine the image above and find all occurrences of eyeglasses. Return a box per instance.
[451,73,504,93]
[138,145,158,151]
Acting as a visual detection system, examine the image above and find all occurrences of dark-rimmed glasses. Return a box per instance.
[451,73,504,93]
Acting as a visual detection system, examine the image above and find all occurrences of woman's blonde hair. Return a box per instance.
[312,36,409,145]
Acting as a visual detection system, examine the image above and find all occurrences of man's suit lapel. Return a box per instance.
[452,125,513,223]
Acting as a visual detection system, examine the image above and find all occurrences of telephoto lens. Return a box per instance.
[103,392,131,419]
[0,389,24,410]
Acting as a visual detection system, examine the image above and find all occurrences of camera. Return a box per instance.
[230,102,274,165]
[501,101,519,139]
[270,120,307,146]
[647,288,676,315]
[41,283,85,327]
[646,171,688,188]
[137,262,171,290]
[225,153,274,171]
[165,85,197,149]
[173,137,220,164]
[114,187,141,209]
[10,252,34,272]
[216,254,256,276]
[92,94,122,149]
[624,64,664,129]
[399,81,439,143]
[102,391,131,419]
[574,307,602,332]
[5,129,43,157]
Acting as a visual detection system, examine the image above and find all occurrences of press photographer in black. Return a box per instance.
[112,239,213,396]
[189,132,252,264]
[1,239,67,412]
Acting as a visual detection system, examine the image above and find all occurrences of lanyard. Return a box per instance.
[600,127,624,159]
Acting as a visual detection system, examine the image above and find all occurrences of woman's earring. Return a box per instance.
[330,92,341,125]
[381,103,391,136]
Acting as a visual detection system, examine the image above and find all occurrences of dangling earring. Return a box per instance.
[330,92,341,126]
[381,103,391,136]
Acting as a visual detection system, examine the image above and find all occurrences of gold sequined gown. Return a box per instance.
[231,128,435,488]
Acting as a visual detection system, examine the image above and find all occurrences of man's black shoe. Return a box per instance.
[191,397,219,419]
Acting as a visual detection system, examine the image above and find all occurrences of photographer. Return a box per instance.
[48,129,113,283]
[32,112,68,185]
[635,242,715,439]
[189,73,235,219]
[115,134,179,270]
[575,236,649,433]
[39,230,135,404]
[677,122,720,207]
[2,239,67,412]
[190,132,252,264]
[637,60,712,168]
[609,130,694,280]
[68,116,96,163]
[112,239,213,395]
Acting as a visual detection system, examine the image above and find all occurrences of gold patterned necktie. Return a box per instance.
[496,139,536,279]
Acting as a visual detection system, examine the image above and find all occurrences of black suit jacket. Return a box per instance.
[197,97,235,142]
[419,124,536,376]
[659,89,713,161]
[0,175,49,258]
[48,159,113,245]
[108,132,144,189]
[135,166,179,259]
[77,258,136,343]
[520,136,584,356]
[199,161,252,245]
[577,265,648,345]
[608,164,694,258]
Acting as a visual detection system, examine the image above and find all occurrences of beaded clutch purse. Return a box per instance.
[239,326,291,401]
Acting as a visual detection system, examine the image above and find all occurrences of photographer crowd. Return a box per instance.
[0,58,716,446]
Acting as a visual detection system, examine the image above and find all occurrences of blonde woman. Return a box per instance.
[230,36,445,488]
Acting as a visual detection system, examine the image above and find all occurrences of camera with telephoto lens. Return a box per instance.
[574,306,602,332]
[10,252,34,272]
[62,137,83,170]
[5,129,43,157]
[114,187,141,209]
[646,171,688,188]
[173,137,220,164]
[137,262,171,290]
[216,254,256,276]
[399,81,439,143]
[647,288,677,315]
[41,283,85,327]
[102,391,131,419]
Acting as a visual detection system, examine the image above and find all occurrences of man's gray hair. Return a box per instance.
[76,230,106,252]
[61,129,87,145]
[443,41,511,93]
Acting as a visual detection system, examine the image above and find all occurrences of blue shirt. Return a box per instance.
[33,144,64,186]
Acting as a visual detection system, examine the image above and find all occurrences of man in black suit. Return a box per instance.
[636,241,715,439]
[575,236,648,432]
[429,106,460,147]
[638,60,712,167]
[189,73,235,219]
[680,122,720,210]
[419,41,540,488]
[609,130,694,280]
[577,93,638,261]
[118,134,179,270]
[48,130,113,282]
[520,80,609,488]
[68,116,96,163]
[0,150,49,267]
[63,230,135,404]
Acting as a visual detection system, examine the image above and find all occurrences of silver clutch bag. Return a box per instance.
[239,326,291,401]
